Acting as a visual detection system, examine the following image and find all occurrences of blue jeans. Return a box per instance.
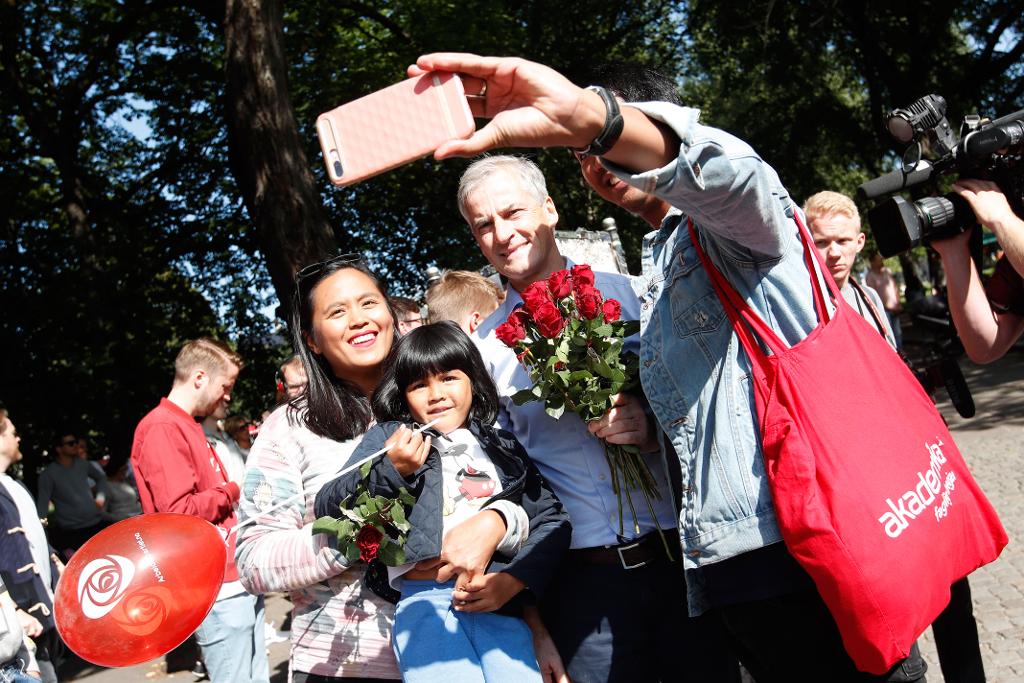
[394,580,541,683]
[194,592,269,683]
[0,660,36,683]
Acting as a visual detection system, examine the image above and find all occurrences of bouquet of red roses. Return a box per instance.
[496,264,661,536]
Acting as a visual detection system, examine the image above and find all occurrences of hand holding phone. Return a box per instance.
[316,71,476,186]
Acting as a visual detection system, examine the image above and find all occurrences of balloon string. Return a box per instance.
[229,418,440,536]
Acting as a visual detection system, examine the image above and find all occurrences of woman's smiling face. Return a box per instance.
[305,267,395,385]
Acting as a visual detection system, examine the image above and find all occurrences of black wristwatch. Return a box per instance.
[573,85,625,157]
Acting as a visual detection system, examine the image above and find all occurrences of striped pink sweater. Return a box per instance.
[235,405,398,679]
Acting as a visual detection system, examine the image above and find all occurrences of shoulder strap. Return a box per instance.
[687,211,836,367]
[849,279,890,340]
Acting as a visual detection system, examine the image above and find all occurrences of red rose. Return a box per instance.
[534,302,566,338]
[570,264,595,292]
[575,287,603,319]
[547,270,572,299]
[520,281,551,315]
[495,313,526,347]
[355,525,383,563]
[602,298,622,322]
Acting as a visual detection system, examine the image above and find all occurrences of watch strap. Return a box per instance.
[574,85,625,157]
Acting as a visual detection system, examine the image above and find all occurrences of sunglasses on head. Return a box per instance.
[294,253,363,286]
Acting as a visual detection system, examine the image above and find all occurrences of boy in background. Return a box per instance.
[426,270,505,334]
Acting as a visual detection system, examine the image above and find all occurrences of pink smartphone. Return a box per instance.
[316,72,476,186]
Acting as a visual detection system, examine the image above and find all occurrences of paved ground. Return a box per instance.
[61,351,1024,682]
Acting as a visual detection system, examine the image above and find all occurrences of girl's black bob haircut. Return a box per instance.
[372,320,499,426]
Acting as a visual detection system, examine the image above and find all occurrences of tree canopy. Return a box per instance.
[1,0,1021,474]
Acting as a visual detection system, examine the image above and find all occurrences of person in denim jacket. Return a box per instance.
[404,54,928,681]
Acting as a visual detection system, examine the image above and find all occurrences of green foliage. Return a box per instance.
[5,0,1020,482]
[680,1,1022,208]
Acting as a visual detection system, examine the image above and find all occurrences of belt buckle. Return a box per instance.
[615,539,649,570]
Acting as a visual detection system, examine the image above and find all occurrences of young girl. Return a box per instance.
[315,321,571,683]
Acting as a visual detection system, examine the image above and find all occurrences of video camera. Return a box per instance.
[858,94,1024,257]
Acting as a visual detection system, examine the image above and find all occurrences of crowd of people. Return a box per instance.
[3,53,1020,683]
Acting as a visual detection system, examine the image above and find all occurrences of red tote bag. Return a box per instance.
[688,216,1007,674]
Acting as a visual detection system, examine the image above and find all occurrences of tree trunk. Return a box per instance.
[222,0,336,317]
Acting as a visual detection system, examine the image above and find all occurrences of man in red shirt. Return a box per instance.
[131,337,268,683]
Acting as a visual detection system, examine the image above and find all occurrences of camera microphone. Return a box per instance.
[857,162,935,200]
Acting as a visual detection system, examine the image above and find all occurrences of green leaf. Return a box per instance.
[360,461,373,478]
[545,403,566,419]
[311,516,343,536]
[398,488,416,506]
[391,503,407,526]
[336,519,356,538]
[344,542,361,563]
[378,541,407,566]
[592,324,613,337]
[512,388,537,405]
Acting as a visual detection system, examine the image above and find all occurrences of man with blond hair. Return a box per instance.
[425,269,505,333]
[131,338,268,683]
[804,191,897,346]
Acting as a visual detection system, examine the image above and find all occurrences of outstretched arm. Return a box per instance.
[411,53,793,255]
[408,53,677,173]
[932,230,1024,363]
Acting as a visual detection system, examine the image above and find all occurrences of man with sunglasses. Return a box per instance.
[36,432,110,559]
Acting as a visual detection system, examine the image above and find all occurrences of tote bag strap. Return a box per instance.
[686,211,838,368]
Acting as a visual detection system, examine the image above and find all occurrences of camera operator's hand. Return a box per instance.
[932,190,1024,364]
[952,179,1024,278]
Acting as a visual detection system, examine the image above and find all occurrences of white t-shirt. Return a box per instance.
[388,428,528,587]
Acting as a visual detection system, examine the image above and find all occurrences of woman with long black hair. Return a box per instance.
[235,256,510,683]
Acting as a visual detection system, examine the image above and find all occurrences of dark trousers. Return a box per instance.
[710,585,928,683]
[540,553,740,683]
[49,520,108,560]
[932,577,986,683]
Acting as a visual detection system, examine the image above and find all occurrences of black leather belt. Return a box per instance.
[569,531,681,570]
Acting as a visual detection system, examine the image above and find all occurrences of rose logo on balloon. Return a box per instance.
[77,555,136,619]
[108,585,173,636]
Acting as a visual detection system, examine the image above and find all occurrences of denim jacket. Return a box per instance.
[603,102,825,613]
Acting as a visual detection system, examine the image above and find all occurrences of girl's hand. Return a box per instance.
[452,571,525,613]
[523,606,572,683]
[385,425,431,477]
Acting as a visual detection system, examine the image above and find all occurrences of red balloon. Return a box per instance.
[55,513,226,667]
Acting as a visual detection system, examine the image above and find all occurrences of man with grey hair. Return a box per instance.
[462,155,728,683]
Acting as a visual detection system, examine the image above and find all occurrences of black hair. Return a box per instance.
[289,258,399,442]
[372,321,498,426]
[578,62,682,105]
